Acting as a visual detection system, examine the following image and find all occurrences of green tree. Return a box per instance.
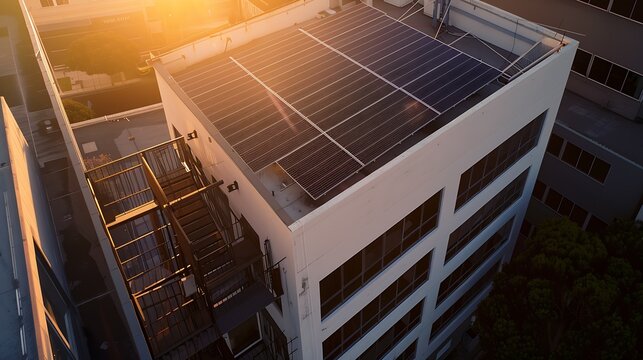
[62,99,94,123]
[475,219,642,360]
[66,32,139,75]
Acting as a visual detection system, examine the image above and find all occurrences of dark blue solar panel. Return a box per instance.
[174,3,501,200]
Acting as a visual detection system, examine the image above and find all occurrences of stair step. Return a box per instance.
[181,215,213,235]
[177,209,211,231]
[186,223,219,243]
[194,246,232,273]
[190,232,224,253]
[172,199,206,218]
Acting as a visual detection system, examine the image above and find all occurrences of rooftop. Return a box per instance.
[154,0,568,224]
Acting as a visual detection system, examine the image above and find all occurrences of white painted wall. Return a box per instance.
[154,71,306,353]
[287,32,576,359]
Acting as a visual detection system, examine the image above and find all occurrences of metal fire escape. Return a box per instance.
[85,138,288,359]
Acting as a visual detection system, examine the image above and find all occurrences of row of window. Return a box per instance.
[546,133,611,183]
[357,301,424,360]
[430,262,500,340]
[320,190,442,318]
[577,0,643,24]
[446,170,528,263]
[456,113,545,209]
[571,49,643,100]
[323,254,431,359]
[532,180,608,233]
[394,339,418,360]
[437,218,512,305]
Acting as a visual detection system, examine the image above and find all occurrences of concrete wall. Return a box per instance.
[484,0,643,120]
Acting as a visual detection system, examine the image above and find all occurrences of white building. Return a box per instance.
[145,0,576,358]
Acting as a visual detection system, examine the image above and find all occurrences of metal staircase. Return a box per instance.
[85,138,284,359]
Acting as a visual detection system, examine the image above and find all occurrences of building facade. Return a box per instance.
[145,0,577,358]
[1,0,151,358]
[484,0,643,237]
[1,96,86,359]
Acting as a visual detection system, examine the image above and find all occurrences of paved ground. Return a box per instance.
[73,108,170,161]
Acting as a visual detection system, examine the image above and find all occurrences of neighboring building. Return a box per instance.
[484,0,643,237]
[126,0,578,359]
[1,0,151,358]
[0,96,86,360]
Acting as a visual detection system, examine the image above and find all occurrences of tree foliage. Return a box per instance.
[475,218,642,360]
[66,32,139,75]
[62,99,94,123]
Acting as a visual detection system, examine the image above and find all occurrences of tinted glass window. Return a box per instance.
[590,0,610,9]
[589,158,610,182]
[611,0,636,17]
[562,143,582,166]
[632,0,643,22]
[571,49,592,75]
[546,133,564,155]
[606,64,628,91]
[622,71,643,99]
[577,151,594,173]
[588,57,611,83]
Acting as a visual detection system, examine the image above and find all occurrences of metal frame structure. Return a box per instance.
[85,138,288,359]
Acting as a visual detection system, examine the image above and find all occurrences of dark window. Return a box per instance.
[622,71,643,99]
[532,180,546,201]
[570,206,589,226]
[438,219,512,304]
[606,64,628,91]
[632,1,643,22]
[561,142,582,166]
[546,133,564,156]
[589,157,610,182]
[544,188,563,210]
[456,113,544,209]
[558,198,574,217]
[590,0,610,9]
[576,151,595,174]
[320,191,442,318]
[588,57,611,84]
[357,301,424,360]
[611,0,637,17]
[40,0,54,6]
[431,263,500,339]
[571,49,592,76]
[394,339,417,360]
[323,255,431,359]
[447,171,527,262]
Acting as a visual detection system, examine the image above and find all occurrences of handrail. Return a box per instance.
[86,137,185,175]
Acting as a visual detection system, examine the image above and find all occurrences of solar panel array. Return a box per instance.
[173,4,500,200]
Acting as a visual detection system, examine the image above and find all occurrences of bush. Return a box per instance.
[62,99,95,123]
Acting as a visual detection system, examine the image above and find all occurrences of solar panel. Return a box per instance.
[173,3,500,200]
